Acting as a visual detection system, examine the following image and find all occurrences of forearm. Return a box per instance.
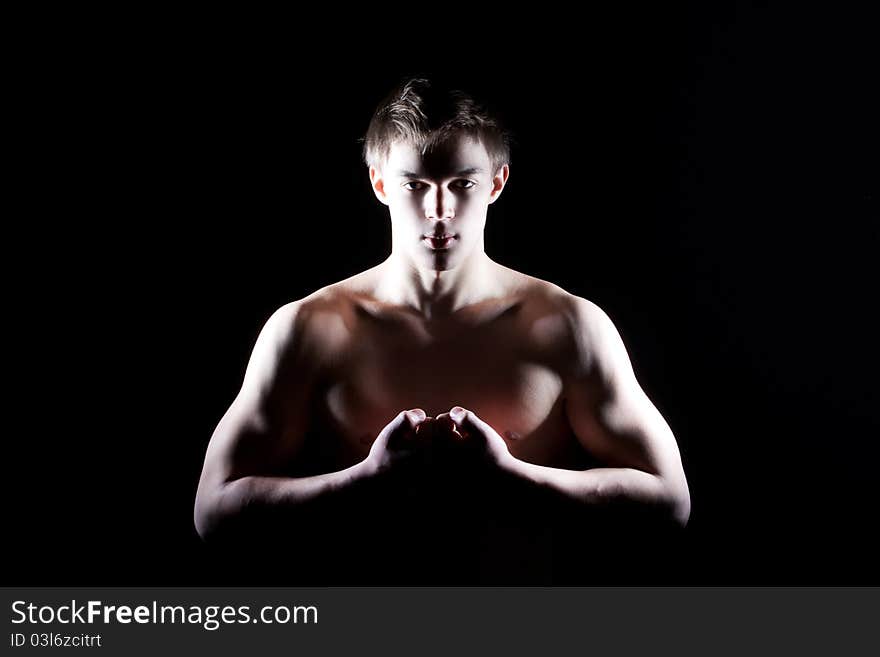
[196,460,374,541]
[501,457,689,526]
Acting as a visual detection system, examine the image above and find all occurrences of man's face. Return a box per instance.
[370,133,508,271]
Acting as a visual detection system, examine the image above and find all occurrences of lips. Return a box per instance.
[423,235,457,250]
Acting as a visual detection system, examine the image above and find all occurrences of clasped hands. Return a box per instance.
[364,407,516,479]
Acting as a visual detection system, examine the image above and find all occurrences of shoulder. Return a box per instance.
[497,265,609,332]
[265,262,401,353]
[260,282,362,366]
[502,271,624,380]
[230,281,368,415]
[549,291,636,391]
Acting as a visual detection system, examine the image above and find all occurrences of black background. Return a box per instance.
[10,3,878,584]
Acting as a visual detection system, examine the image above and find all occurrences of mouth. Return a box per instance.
[422,235,457,250]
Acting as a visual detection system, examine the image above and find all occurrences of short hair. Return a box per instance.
[360,77,513,175]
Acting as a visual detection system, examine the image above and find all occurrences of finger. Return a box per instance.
[434,412,464,440]
[404,408,427,428]
[448,406,473,440]
[450,407,502,443]
[451,406,513,461]
[388,408,426,449]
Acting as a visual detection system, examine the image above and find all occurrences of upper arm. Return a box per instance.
[196,300,318,499]
[562,296,690,521]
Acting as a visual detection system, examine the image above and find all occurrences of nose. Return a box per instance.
[424,186,455,221]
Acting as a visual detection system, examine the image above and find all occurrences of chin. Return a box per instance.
[415,251,457,273]
[406,237,472,272]
[426,258,455,273]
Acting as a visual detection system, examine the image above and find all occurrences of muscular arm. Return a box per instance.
[500,296,691,527]
[193,301,373,542]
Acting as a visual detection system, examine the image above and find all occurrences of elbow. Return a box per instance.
[666,481,691,529]
[670,494,690,528]
[193,477,251,543]
[193,489,219,542]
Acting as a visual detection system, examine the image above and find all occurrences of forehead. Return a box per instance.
[385,133,492,177]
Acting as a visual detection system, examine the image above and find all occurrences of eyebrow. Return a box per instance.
[397,167,483,178]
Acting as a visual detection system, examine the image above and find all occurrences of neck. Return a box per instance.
[375,249,501,319]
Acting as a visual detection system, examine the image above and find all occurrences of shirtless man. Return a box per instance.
[194,78,690,582]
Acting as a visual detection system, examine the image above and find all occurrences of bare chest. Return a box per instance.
[311,315,584,469]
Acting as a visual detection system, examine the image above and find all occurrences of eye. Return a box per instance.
[452,179,476,189]
[403,181,427,191]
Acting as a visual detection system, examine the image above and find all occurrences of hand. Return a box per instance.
[442,406,516,472]
[410,414,458,448]
[363,408,429,477]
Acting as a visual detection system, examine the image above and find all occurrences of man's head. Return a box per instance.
[362,78,512,272]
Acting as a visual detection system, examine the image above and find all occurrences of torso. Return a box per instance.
[293,262,596,473]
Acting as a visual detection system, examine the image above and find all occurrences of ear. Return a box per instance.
[369,166,390,206]
[488,164,510,204]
